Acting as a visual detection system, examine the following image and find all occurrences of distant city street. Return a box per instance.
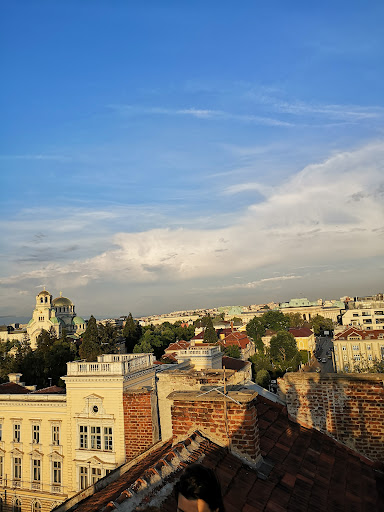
[315,335,335,372]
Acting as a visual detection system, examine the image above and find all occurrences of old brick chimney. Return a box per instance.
[167,389,262,467]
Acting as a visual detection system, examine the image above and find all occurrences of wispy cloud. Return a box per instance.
[108,104,293,127]
[223,182,271,196]
[243,85,384,122]
[221,275,303,290]
[274,101,384,121]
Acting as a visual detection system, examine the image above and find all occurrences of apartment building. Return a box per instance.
[341,307,384,330]
[333,327,384,372]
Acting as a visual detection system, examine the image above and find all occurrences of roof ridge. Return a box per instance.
[103,432,208,511]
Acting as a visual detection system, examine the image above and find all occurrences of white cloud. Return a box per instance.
[2,142,384,300]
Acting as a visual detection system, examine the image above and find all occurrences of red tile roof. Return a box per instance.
[335,326,384,340]
[219,332,253,350]
[165,340,190,352]
[0,382,31,394]
[289,327,314,337]
[191,331,205,340]
[32,385,66,394]
[63,396,384,512]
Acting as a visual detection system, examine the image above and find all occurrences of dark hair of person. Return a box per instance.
[175,463,225,512]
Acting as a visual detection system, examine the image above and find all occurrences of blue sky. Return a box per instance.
[1,1,384,320]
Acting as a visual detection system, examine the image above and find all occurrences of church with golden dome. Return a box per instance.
[27,289,86,349]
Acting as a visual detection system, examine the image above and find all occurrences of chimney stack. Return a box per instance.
[168,389,262,467]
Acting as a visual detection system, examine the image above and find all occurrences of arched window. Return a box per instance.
[13,499,21,512]
[32,501,41,512]
[40,298,43,303]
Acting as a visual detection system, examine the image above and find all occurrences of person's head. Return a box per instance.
[175,463,225,512]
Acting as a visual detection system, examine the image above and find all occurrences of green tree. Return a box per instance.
[262,310,290,331]
[269,331,300,372]
[286,312,305,328]
[255,369,271,389]
[123,313,142,353]
[79,337,102,361]
[82,315,99,343]
[79,315,102,361]
[36,327,57,354]
[309,315,333,335]
[133,334,154,354]
[249,350,273,378]
[223,345,241,359]
[203,314,217,344]
[246,316,266,349]
[0,340,18,382]
[99,321,118,353]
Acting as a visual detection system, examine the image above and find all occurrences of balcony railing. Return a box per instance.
[66,353,155,376]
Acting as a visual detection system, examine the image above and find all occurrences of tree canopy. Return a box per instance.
[223,345,241,359]
[123,313,142,353]
[309,315,334,335]
[203,315,218,344]
[269,331,301,372]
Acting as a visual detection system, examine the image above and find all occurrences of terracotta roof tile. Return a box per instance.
[32,385,65,394]
[0,382,31,394]
[288,328,314,337]
[60,394,384,512]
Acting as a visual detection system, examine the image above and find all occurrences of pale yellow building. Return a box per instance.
[333,327,384,372]
[0,353,156,512]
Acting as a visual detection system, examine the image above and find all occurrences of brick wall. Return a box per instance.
[279,373,384,462]
[168,390,262,466]
[123,388,157,460]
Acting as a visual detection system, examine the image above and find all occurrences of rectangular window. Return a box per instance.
[53,461,61,484]
[0,455,3,483]
[342,346,347,351]
[80,466,88,490]
[352,345,359,351]
[367,345,371,350]
[14,457,22,480]
[354,354,361,361]
[32,459,41,482]
[32,425,40,444]
[79,426,88,449]
[104,427,113,451]
[91,467,102,485]
[368,354,373,361]
[52,425,60,446]
[91,426,101,450]
[14,424,21,442]
[343,354,348,361]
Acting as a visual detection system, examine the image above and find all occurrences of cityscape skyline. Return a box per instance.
[1,2,384,319]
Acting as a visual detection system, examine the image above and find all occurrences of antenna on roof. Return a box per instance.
[197,366,237,448]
